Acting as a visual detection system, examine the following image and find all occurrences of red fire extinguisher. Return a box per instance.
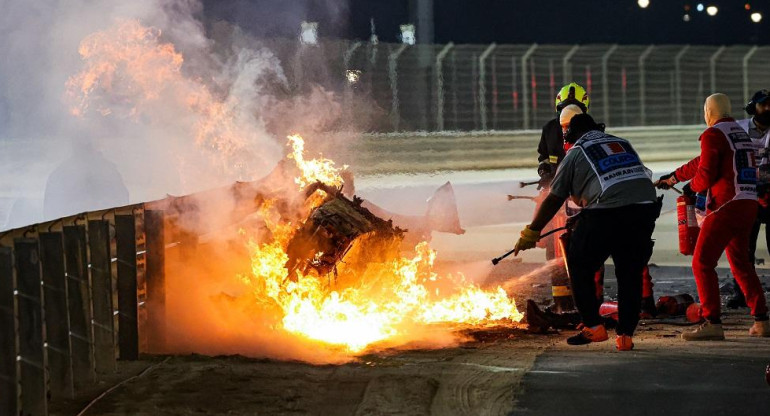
[655,294,695,316]
[677,194,700,255]
[599,301,618,321]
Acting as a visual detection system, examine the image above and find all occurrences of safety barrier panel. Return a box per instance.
[0,207,154,415]
[0,180,266,415]
[0,208,159,414]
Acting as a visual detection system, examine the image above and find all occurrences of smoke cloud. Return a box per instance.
[0,0,355,229]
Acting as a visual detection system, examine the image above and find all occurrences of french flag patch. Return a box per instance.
[601,142,626,155]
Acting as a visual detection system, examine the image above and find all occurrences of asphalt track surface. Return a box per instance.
[509,265,770,416]
[511,345,770,416]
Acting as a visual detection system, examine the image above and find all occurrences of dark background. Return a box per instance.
[202,0,768,45]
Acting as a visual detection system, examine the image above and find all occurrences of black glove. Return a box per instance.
[537,163,554,190]
[682,182,695,197]
[537,162,553,178]
[654,172,678,190]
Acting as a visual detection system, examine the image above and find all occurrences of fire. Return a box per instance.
[65,19,278,179]
[66,20,523,357]
[239,135,523,353]
[287,134,344,189]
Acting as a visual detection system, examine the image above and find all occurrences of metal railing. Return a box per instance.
[1,207,152,416]
[0,191,216,415]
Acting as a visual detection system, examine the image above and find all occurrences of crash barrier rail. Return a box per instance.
[351,125,704,175]
[0,189,220,415]
[284,40,770,133]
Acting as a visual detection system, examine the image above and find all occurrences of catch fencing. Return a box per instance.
[288,41,770,132]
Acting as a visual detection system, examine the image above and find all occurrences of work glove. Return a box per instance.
[514,225,541,255]
[537,164,554,190]
[654,172,678,190]
[537,162,553,178]
[682,182,696,197]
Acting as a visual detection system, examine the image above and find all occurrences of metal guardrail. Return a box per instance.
[0,177,285,414]
[0,207,155,416]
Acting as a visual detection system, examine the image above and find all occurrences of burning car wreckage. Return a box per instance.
[285,181,405,282]
[283,171,467,282]
[151,136,525,353]
[169,159,465,284]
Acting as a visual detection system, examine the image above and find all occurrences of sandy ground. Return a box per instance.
[63,333,542,416]
[49,257,770,416]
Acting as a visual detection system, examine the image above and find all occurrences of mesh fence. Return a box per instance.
[288,41,770,132]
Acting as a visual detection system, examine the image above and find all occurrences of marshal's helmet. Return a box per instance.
[555,82,590,113]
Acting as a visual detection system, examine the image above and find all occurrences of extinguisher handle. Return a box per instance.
[669,186,683,195]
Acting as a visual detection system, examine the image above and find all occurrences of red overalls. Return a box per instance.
[674,118,769,321]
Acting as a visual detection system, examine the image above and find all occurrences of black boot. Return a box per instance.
[544,308,582,329]
[526,300,552,334]
[726,279,747,309]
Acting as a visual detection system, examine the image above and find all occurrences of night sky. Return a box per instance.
[203,0,769,45]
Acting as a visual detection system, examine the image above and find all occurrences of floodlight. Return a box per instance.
[706,6,718,16]
[751,12,763,23]
[638,0,650,8]
[300,21,318,45]
[345,70,361,84]
[683,14,691,22]
[400,24,416,45]
[696,3,704,12]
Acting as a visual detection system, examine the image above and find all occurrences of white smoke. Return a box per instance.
[0,0,349,229]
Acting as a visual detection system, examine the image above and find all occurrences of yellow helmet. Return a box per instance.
[555,82,590,113]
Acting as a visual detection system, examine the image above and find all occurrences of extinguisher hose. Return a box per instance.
[491,226,570,265]
[539,226,569,239]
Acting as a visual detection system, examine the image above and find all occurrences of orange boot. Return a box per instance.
[616,335,634,351]
[567,324,609,345]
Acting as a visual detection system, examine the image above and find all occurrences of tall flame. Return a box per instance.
[287,134,344,189]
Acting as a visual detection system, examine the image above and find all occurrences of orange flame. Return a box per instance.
[239,135,523,353]
[287,134,345,189]
[65,19,268,178]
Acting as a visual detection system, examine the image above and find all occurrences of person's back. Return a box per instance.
[551,130,656,210]
[673,118,757,213]
[703,120,757,208]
